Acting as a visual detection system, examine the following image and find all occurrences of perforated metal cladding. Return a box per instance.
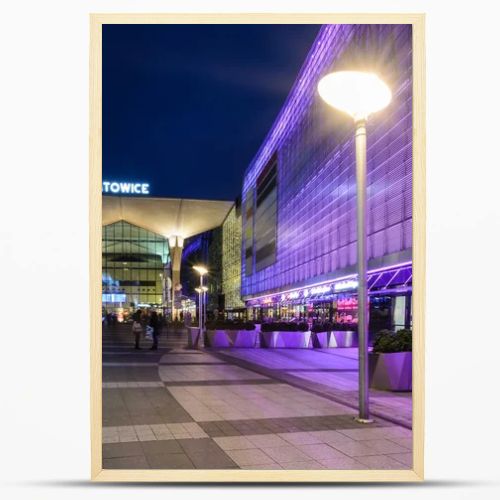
[222,205,245,310]
[241,24,412,299]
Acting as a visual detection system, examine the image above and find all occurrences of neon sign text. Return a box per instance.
[334,280,358,291]
[103,181,150,195]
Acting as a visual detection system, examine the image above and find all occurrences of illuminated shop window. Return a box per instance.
[102,221,169,311]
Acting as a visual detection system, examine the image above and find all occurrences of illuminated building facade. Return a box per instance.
[207,226,223,313]
[241,24,413,331]
[222,200,246,316]
[102,221,170,319]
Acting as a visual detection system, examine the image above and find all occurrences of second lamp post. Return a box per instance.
[193,265,208,332]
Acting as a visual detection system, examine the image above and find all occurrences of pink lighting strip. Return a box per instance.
[246,261,412,305]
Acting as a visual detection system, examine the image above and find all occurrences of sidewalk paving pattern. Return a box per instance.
[102,325,412,470]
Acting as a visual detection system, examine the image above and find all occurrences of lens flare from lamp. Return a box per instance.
[317,71,392,121]
[193,265,208,276]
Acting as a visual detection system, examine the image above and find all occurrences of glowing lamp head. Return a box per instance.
[194,287,202,294]
[169,235,184,249]
[193,265,208,276]
[318,71,392,121]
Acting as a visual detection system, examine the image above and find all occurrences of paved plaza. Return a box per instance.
[102,325,412,470]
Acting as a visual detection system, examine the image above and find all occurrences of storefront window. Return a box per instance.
[102,221,169,316]
[393,295,406,330]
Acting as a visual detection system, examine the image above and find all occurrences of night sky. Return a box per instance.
[103,24,320,200]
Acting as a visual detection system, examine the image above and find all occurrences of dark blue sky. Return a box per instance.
[103,24,320,200]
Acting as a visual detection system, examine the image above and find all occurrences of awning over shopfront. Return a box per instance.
[368,264,412,292]
[245,262,412,308]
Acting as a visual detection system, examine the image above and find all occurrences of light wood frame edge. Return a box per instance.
[89,12,426,483]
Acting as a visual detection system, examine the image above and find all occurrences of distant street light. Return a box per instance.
[195,287,203,331]
[193,266,208,332]
[201,285,208,330]
[318,71,392,423]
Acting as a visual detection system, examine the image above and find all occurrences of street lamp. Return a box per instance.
[318,71,391,423]
[201,285,208,329]
[193,265,208,332]
[195,287,203,332]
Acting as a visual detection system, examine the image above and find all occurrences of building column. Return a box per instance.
[169,237,184,321]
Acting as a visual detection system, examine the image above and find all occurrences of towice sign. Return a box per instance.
[102,181,150,195]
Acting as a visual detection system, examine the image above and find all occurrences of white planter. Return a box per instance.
[260,331,312,348]
[369,351,412,391]
[187,327,201,348]
[205,329,257,348]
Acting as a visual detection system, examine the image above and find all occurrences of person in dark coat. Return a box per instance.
[149,311,160,350]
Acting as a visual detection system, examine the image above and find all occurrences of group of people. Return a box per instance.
[103,312,118,326]
[131,309,161,350]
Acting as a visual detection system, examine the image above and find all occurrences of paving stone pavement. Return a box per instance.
[102,324,412,470]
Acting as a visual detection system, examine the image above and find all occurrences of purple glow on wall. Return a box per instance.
[242,24,413,299]
[246,262,412,307]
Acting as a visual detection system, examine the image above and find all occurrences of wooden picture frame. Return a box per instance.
[90,12,425,482]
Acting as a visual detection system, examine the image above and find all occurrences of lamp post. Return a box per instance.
[201,285,208,328]
[193,265,208,332]
[168,235,184,321]
[195,287,203,331]
[318,71,392,423]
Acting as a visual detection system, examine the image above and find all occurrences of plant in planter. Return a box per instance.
[331,322,358,347]
[311,322,332,348]
[372,328,412,353]
[259,321,311,348]
[204,320,257,348]
[369,329,412,391]
[311,322,333,333]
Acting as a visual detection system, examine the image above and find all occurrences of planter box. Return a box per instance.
[260,331,312,348]
[311,331,338,348]
[187,327,200,348]
[332,330,358,348]
[205,329,257,348]
[369,351,412,391]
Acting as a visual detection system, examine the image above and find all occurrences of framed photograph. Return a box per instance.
[90,13,425,482]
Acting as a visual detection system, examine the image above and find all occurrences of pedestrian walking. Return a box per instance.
[131,310,143,350]
[149,311,160,350]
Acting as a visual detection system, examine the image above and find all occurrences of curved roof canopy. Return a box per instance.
[102,196,233,239]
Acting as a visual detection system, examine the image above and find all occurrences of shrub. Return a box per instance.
[205,321,256,331]
[332,322,358,332]
[311,322,333,333]
[372,329,412,353]
[261,322,308,332]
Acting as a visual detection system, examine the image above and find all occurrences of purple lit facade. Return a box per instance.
[241,25,413,330]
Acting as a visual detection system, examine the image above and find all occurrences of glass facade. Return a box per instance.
[254,156,278,272]
[222,201,245,312]
[207,226,223,312]
[180,231,211,299]
[241,24,412,300]
[102,221,169,316]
